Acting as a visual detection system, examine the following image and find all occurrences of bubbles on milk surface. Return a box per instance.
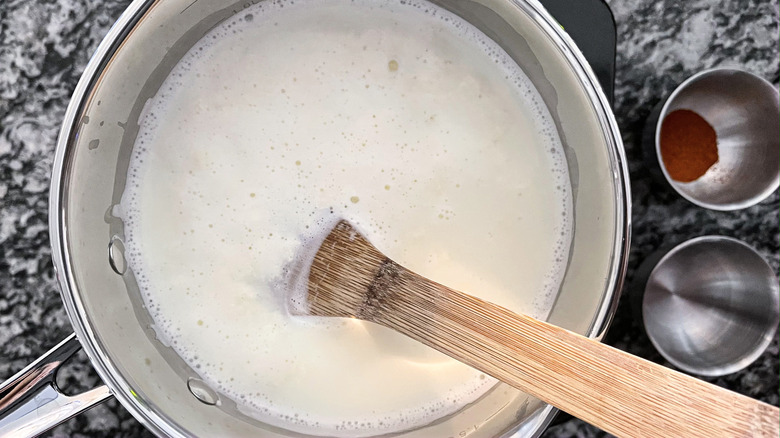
[121,0,572,436]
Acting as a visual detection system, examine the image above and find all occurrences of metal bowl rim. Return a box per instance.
[642,235,780,377]
[652,67,780,211]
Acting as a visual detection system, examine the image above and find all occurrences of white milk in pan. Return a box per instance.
[121,0,572,435]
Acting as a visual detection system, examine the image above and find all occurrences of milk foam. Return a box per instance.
[121,0,572,435]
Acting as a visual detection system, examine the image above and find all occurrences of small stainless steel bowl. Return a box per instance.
[642,68,779,210]
[641,236,779,377]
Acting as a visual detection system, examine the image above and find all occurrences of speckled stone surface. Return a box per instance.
[0,0,777,437]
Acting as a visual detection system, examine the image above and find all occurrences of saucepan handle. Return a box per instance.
[0,334,112,438]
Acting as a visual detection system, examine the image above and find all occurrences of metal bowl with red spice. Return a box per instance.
[642,68,779,210]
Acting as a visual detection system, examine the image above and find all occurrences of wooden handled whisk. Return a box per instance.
[301,220,780,438]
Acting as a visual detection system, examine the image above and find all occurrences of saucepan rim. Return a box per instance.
[48,0,631,436]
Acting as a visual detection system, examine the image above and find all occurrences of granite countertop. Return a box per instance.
[0,0,777,437]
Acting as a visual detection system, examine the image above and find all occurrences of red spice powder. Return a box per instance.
[659,109,719,183]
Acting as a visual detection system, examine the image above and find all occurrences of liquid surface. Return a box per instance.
[122,0,571,435]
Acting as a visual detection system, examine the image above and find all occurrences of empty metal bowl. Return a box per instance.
[641,236,779,377]
[643,68,779,210]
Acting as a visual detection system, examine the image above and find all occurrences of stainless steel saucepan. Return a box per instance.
[0,0,630,436]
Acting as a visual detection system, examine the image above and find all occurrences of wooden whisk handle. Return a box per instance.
[368,261,780,438]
